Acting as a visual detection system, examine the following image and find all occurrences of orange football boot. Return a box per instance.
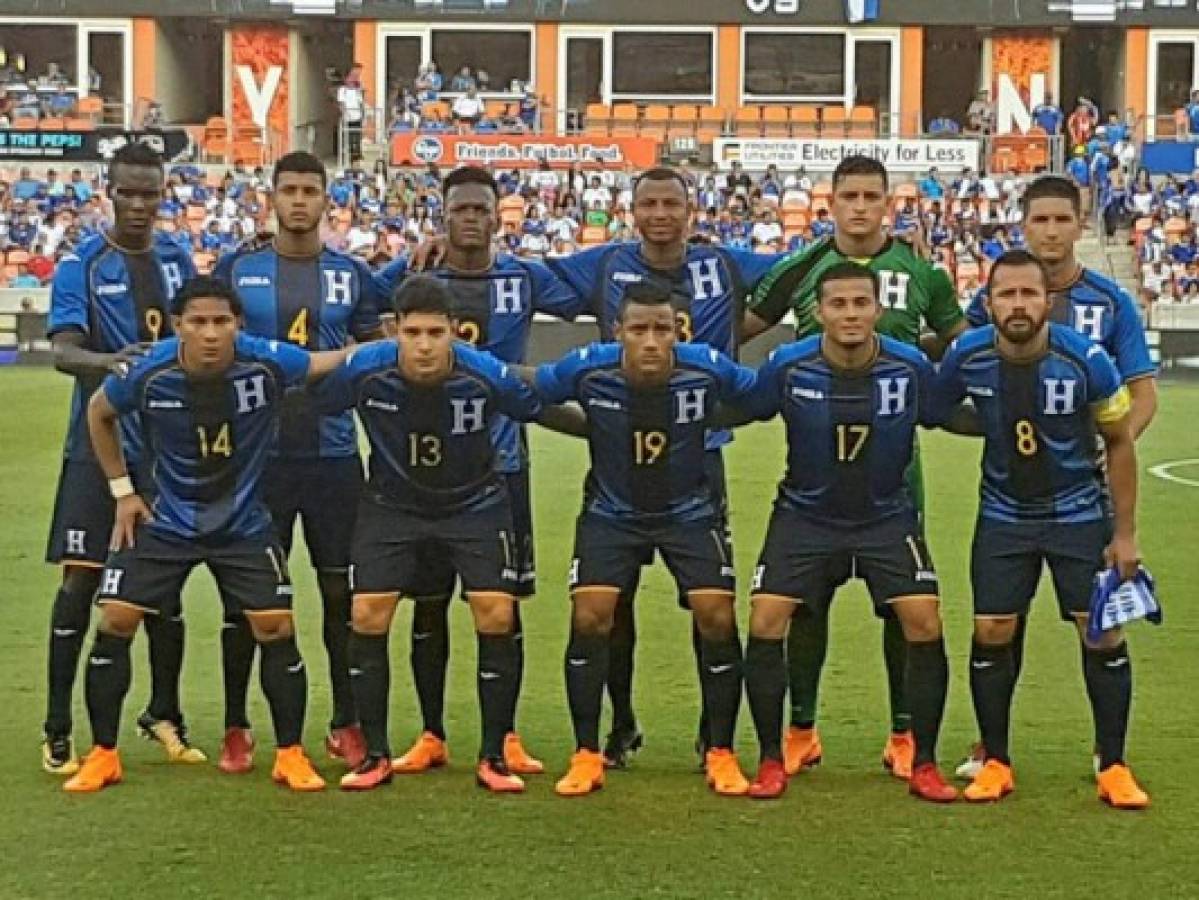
[64,747,123,794]
[392,731,449,774]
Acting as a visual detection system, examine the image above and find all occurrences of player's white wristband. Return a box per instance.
[108,476,135,500]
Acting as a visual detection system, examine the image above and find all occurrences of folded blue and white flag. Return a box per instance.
[1087,565,1161,644]
[846,0,881,24]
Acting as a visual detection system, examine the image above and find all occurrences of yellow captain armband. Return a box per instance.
[1094,385,1131,425]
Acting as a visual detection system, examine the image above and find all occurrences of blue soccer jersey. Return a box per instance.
[535,342,757,523]
[373,253,581,472]
[317,341,542,515]
[212,245,383,460]
[101,334,311,543]
[48,232,196,464]
[966,267,1156,383]
[931,324,1128,524]
[745,336,936,526]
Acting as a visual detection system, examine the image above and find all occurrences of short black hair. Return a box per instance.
[393,273,454,318]
[987,248,1050,293]
[172,276,243,317]
[442,165,499,200]
[816,261,879,303]
[274,151,328,189]
[616,281,674,321]
[632,166,690,201]
[108,142,163,182]
[1021,174,1081,217]
[832,154,889,192]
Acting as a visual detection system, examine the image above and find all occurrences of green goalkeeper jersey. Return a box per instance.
[747,237,965,345]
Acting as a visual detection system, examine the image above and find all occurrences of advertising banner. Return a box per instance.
[1140,142,1199,176]
[712,137,981,173]
[0,128,192,162]
[391,132,660,169]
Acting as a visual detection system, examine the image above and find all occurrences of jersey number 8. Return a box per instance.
[1014,419,1039,457]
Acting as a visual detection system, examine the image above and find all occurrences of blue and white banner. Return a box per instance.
[845,0,880,23]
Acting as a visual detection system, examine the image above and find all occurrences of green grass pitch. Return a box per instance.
[1,368,1196,899]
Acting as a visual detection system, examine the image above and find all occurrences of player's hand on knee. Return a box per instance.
[110,495,153,551]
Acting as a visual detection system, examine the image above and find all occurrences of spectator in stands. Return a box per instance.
[451,85,484,129]
[518,89,540,131]
[1068,99,1097,148]
[752,208,782,247]
[1142,258,1171,304]
[927,112,961,136]
[392,87,421,131]
[1186,89,1199,141]
[918,168,945,200]
[7,262,39,288]
[954,168,981,200]
[519,220,550,257]
[1032,94,1063,134]
[337,63,367,163]
[26,243,53,283]
[141,101,165,129]
[581,176,611,212]
[8,210,35,250]
[12,168,41,202]
[966,90,994,134]
[727,161,753,197]
[1129,169,1155,219]
[584,198,610,229]
[450,66,476,93]
[810,207,835,239]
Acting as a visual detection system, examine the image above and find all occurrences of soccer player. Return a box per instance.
[212,151,386,774]
[324,276,545,794]
[370,166,583,777]
[66,277,347,793]
[535,285,758,798]
[42,142,198,775]
[544,166,782,766]
[742,154,967,781]
[735,263,957,803]
[956,175,1158,780]
[933,250,1149,809]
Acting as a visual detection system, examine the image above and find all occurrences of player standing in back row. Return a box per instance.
[213,151,386,774]
[742,155,967,781]
[42,143,199,775]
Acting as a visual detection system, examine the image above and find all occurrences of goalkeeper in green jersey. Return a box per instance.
[741,154,968,781]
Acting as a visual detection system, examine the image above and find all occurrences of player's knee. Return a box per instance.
[469,595,514,636]
[571,602,614,636]
[351,595,396,635]
[895,601,943,643]
[1077,617,1124,650]
[692,601,736,641]
[63,565,101,598]
[973,616,1017,646]
[248,612,295,643]
[98,603,143,639]
[748,598,791,639]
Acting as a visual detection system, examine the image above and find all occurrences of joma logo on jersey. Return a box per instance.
[235,375,268,413]
[675,388,707,424]
[451,397,487,434]
[238,275,272,288]
[877,271,910,311]
[876,377,909,415]
[1043,378,1077,415]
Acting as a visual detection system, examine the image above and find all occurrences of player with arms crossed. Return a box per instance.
[535,285,758,797]
[741,154,967,781]
[371,165,583,777]
[734,263,958,802]
[66,277,348,793]
[933,250,1149,809]
[956,175,1158,779]
[42,143,198,774]
[324,276,547,794]
[212,151,386,774]
[544,166,782,766]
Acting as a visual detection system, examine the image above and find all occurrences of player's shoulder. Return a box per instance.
[126,336,182,384]
[1077,266,1139,310]
[61,232,107,267]
[879,335,932,369]
[946,324,995,360]
[1048,321,1105,361]
[152,230,191,259]
[674,341,729,372]
[346,338,397,376]
[454,342,512,381]
[766,334,823,368]
[773,237,837,270]
[492,252,537,277]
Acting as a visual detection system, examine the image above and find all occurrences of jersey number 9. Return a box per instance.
[144,308,164,341]
[633,430,668,465]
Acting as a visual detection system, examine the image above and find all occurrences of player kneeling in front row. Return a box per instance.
[933,250,1149,809]
[734,263,957,802]
[66,277,348,793]
[325,276,549,794]
[535,285,758,797]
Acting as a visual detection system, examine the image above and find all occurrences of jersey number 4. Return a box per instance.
[835,424,871,462]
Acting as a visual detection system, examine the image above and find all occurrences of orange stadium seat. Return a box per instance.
[640,105,671,140]
[64,117,95,131]
[791,106,820,137]
[484,100,511,121]
[734,105,762,137]
[610,103,640,136]
[583,103,611,136]
[696,107,727,142]
[671,105,698,137]
[11,117,38,130]
[38,118,66,131]
[848,106,876,137]
[762,106,790,137]
[822,106,848,136]
[203,116,229,163]
[77,96,103,122]
[7,250,30,266]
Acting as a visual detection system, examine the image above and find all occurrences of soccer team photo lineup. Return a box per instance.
[6,3,1199,895]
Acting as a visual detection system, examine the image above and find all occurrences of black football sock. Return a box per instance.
[143,612,185,723]
[700,633,744,750]
[606,591,637,732]
[411,596,451,739]
[44,578,96,736]
[258,636,308,748]
[509,604,525,734]
[566,631,609,752]
[1010,614,1029,682]
[1082,642,1132,771]
[318,574,355,730]
[84,631,133,749]
[349,631,391,758]
[221,615,257,730]
[745,636,786,762]
[692,618,711,747]
[883,617,912,734]
[787,606,828,728]
[906,637,949,767]
[969,641,1016,766]
[477,632,519,761]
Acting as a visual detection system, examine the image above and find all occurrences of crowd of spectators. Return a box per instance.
[0,55,103,126]
[384,59,542,135]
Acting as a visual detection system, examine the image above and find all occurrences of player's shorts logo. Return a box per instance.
[413,137,445,164]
